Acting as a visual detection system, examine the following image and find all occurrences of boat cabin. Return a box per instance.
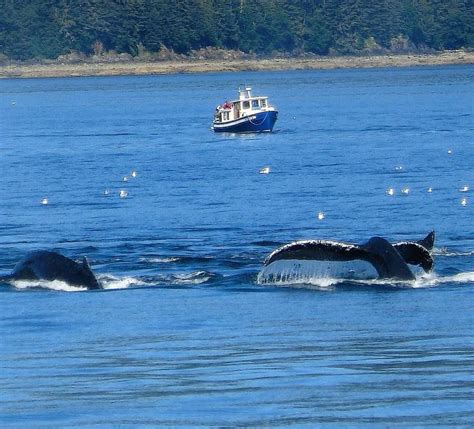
[212,86,278,133]
[214,87,271,124]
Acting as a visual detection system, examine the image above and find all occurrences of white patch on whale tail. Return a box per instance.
[257,259,379,286]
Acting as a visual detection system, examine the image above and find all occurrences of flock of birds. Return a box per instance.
[383,160,469,208]
[40,169,138,205]
[104,169,138,199]
[40,156,469,216]
[257,152,470,222]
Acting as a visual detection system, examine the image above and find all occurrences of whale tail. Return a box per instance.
[260,233,435,282]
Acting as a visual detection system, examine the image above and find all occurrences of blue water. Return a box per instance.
[0,66,473,427]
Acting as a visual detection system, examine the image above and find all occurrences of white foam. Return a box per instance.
[98,275,147,290]
[11,279,86,292]
[257,260,474,289]
[172,271,213,285]
[139,257,180,263]
[418,271,474,286]
[433,247,474,257]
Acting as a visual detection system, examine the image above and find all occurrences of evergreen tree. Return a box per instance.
[0,0,472,61]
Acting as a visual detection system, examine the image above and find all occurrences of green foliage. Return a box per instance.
[0,0,472,61]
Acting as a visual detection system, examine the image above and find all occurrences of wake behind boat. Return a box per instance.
[212,86,278,133]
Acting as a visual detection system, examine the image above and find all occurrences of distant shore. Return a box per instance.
[1,50,472,79]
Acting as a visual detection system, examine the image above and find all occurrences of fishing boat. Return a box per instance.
[212,86,278,133]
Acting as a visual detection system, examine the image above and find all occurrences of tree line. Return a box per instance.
[0,0,472,61]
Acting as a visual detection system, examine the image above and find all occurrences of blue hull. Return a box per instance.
[213,110,278,133]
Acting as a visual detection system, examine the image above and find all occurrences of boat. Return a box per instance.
[212,86,278,133]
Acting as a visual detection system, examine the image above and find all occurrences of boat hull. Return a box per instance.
[213,110,278,133]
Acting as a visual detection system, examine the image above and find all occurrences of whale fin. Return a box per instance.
[417,230,435,251]
[82,257,91,270]
[81,257,101,289]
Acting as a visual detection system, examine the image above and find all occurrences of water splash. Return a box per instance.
[256,260,474,290]
[139,257,181,263]
[257,259,379,286]
[11,279,87,292]
[99,275,147,290]
[172,271,216,285]
[433,247,474,257]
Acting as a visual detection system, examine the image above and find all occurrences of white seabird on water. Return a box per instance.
[386,188,395,196]
[131,170,137,178]
[41,197,49,205]
[427,187,433,193]
[259,167,271,174]
[459,185,470,193]
[317,211,325,220]
[119,190,128,199]
[401,187,410,195]
[461,198,467,207]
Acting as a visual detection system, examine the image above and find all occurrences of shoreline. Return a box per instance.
[0,50,472,79]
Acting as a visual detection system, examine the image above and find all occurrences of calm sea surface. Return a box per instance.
[0,66,473,427]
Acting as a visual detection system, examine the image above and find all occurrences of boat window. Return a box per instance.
[261,99,267,107]
[243,101,250,109]
[252,100,259,109]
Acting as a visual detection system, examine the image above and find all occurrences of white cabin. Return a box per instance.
[214,87,274,124]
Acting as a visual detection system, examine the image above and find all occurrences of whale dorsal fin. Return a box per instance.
[82,256,92,271]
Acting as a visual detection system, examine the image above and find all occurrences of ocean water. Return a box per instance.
[0,66,473,427]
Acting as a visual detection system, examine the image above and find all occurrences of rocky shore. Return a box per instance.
[0,50,472,79]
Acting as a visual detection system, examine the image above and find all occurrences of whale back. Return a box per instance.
[11,251,100,289]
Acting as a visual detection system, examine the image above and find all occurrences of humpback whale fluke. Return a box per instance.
[1,251,101,289]
[262,232,435,281]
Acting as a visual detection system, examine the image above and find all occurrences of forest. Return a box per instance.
[0,0,472,61]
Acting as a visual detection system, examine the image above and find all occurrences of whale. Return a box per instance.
[1,250,101,289]
[261,232,435,282]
